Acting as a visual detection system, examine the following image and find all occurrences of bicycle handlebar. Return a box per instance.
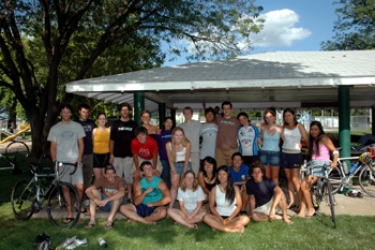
[56,162,78,175]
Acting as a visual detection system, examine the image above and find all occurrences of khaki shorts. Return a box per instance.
[254,197,281,215]
[113,157,134,185]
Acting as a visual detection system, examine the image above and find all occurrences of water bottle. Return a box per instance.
[98,238,107,248]
[350,162,359,174]
[342,161,349,175]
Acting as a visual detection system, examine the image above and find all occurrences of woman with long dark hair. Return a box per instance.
[203,166,250,233]
[197,156,217,201]
[156,117,174,189]
[298,121,338,218]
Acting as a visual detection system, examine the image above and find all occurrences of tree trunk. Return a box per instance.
[28,107,59,160]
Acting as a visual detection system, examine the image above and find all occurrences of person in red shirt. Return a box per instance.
[131,127,163,182]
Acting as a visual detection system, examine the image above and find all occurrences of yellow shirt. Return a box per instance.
[93,128,110,154]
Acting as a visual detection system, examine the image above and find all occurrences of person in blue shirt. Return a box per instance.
[228,152,250,214]
[119,161,171,225]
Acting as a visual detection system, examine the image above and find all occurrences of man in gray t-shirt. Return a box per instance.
[47,103,86,223]
[179,106,201,175]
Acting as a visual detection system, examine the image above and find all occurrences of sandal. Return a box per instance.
[63,217,75,224]
[86,220,96,229]
[105,220,114,230]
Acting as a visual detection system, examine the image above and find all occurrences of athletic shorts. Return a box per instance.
[259,150,280,167]
[135,203,158,217]
[281,152,301,169]
[93,153,110,168]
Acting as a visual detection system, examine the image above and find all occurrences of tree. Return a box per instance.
[0,1,264,158]
[321,0,375,50]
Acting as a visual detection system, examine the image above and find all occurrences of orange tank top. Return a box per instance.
[93,128,110,154]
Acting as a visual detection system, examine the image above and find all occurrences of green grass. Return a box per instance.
[1,162,375,250]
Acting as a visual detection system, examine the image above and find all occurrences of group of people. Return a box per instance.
[47,101,338,232]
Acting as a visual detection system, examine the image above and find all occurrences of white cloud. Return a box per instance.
[251,9,311,47]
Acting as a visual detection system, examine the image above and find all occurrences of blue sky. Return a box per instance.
[163,0,337,66]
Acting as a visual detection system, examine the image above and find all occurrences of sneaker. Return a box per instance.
[356,191,364,198]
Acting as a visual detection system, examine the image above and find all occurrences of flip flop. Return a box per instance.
[63,217,75,224]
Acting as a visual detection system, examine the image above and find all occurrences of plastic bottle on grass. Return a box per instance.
[98,238,107,248]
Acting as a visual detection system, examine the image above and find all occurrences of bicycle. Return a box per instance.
[302,163,337,228]
[2,140,29,164]
[326,150,375,196]
[11,161,82,228]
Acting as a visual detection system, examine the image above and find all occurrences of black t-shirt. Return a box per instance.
[75,119,96,155]
[246,177,276,207]
[110,119,138,157]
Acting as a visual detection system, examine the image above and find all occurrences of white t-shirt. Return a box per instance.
[177,186,206,213]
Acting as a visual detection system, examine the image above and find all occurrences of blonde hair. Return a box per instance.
[169,127,190,162]
[180,170,199,192]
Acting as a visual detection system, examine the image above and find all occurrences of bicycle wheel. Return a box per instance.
[47,182,81,228]
[5,141,29,164]
[325,180,337,228]
[328,167,345,194]
[359,163,375,197]
[11,178,35,220]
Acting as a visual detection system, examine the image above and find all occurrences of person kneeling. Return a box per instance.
[85,164,125,230]
[245,162,292,224]
[168,170,206,229]
[119,161,171,225]
[203,166,250,233]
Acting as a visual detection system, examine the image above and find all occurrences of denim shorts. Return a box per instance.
[281,152,302,169]
[259,150,280,167]
[172,161,192,175]
[100,193,126,212]
[306,161,330,177]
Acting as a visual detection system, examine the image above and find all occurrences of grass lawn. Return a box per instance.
[1,161,374,250]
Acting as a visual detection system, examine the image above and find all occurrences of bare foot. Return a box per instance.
[236,226,244,234]
[127,219,135,223]
[297,212,306,218]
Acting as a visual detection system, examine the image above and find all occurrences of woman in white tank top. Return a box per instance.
[166,127,192,209]
[202,166,250,233]
[281,108,309,210]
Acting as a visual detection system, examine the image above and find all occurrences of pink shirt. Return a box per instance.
[312,142,330,161]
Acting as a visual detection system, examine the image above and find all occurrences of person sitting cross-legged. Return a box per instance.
[245,162,293,224]
[168,170,206,229]
[202,165,250,233]
[119,161,171,225]
[85,164,125,230]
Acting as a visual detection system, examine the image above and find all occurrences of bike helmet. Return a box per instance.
[359,152,371,164]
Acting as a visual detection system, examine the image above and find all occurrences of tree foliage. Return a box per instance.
[0,0,264,157]
[321,0,375,50]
